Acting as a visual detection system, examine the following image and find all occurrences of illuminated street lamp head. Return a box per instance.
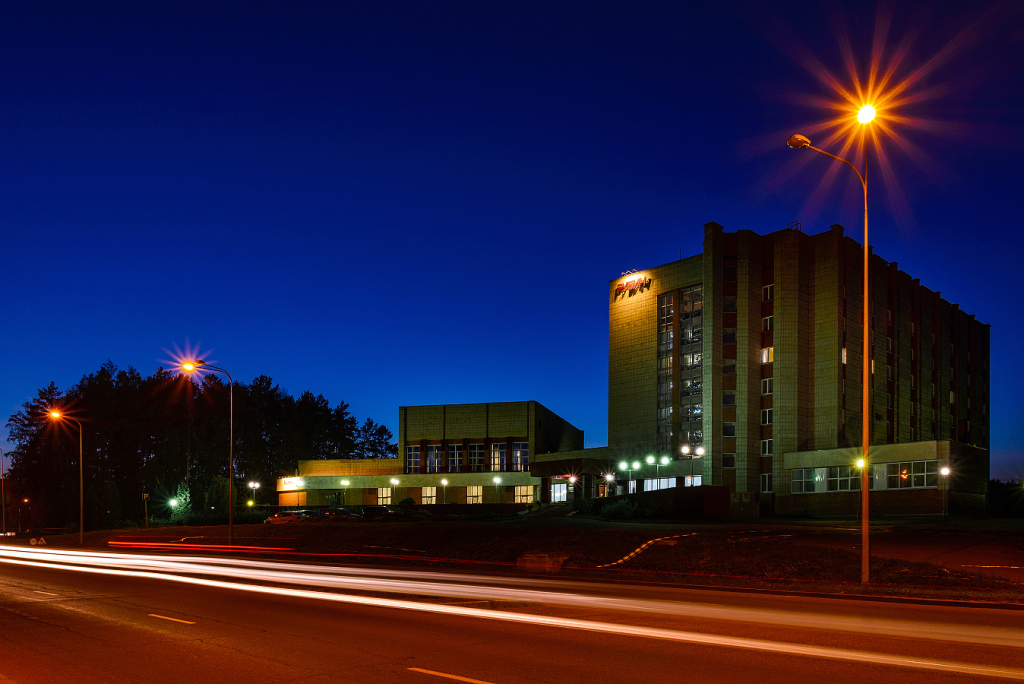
[390,478,399,485]
[568,475,578,483]
[181,360,205,372]
[49,410,61,419]
[646,455,655,465]
[249,481,259,488]
[169,498,178,507]
[341,479,350,486]
[618,461,628,471]
[247,500,254,507]
[856,459,865,468]
[631,461,640,470]
[695,447,705,457]
[940,467,950,476]
[493,477,501,484]
[605,473,615,482]
[786,133,811,149]
[681,445,690,455]
[660,456,670,465]
[441,479,448,486]
[857,105,876,124]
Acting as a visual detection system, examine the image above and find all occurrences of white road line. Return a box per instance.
[409,667,495,684]
[148,614,196,624]
[2,554,1024,679]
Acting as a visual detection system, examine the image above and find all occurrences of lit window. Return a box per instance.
[761,347,774,364]
[841,347,847,364]
[512,442,529,472]
[762,284,774,301]
[761,408,773,425]
[490,443,507,472]
[426,445,443,473]
[761,378,773,395]
[469,444,486,472]
[762,315,774,332]
[377,487,392,505]
[467,485,483,504]
[421,487,436,505]
[514,486,533,503]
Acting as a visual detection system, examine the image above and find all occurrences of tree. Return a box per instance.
[355,418,398,459]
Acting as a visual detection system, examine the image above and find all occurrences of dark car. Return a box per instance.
[296,510,328,522]
[359,505,395,520]
[323,508,361,520]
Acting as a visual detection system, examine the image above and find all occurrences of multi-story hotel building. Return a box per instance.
[281,221,990,517]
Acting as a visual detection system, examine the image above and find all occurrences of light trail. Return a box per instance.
[2,548,1023,652]
[1,549,1023,679]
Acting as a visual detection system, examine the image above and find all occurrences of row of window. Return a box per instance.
[406,443,529,474]
[377,485,534,505]
[791,460,940,493]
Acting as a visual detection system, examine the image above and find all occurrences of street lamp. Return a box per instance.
[47,410,84,546]
[249,481,260,507]
[341,480,350,506]
[940,466,951,520]
[788,106,875,583]
[493,476,502,503]
[440,478,448,504]
[182,359,235,546]
[1,445,6,538]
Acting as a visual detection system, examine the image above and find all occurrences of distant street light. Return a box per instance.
[48,410,84,546]
[182,360,235,546]
[492,476,501,503]
[440,479,448,504]
[341,479,350,506]
[1,446,6,538]
[249,481,260,507]
[788,105,875,584]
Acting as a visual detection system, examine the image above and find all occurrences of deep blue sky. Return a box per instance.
[2,1,1022,477]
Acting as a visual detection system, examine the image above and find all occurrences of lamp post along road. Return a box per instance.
[183,360,234,546]
[788,104,874,583]
[1,446,6,538]
[48,412,84,545]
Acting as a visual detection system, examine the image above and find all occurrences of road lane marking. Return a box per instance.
[408,667,495,684]
[32,591,58,596]
[5,552,1024,680]
[148,614,196,624]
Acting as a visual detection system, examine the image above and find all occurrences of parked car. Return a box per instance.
[323,508,361,520]
[360,505,395,520]
[264,512,303,524]
[296,510,328,522]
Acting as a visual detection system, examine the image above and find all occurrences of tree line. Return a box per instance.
[3,361,396,531]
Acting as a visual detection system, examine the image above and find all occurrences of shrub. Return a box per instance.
[601,499,642,520]
[398,497,416,507]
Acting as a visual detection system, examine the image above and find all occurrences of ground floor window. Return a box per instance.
[514,485,533,503]
[466,485,483,504]
[551,483,567,502]
[884,460,938,489]
[644,478,677,491]
[682,475,702,487]
[421,487,436,505]
[377,487,392,505]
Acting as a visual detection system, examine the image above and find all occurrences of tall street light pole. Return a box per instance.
[48,411,84,546]
[183,360,235,547]
[787,103,875,583]
[1,446,6,539]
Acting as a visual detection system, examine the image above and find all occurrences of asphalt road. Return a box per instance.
[1,550,1023,684]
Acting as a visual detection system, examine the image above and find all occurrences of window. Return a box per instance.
[683,475,703,487]
[887,337,893,352]
[761,347,774,364]
[723,328,737,344]
[490,443,507,471]
[377,487,392,505]
[514,486,533,503]
[761,439,773,456]
[884,460,937,489]
[467,485,483,504]
[723,361,737,376]
[426,445,443,473]
[421,487,436,505]
[827,466,861,491]
[887,393,893,409]
[887,309,893,324]
[628,480,637,494]
[723,422,736,437]
[761,378,773,395]
[447,444,462,472]
[723,391,736,406]
[761,473,773,493]
[512,442,529,471]
[887,365,893,380]
[723,296,737,313]
[468,444,486,472]
[723,454,736,469]
[763,284,774,301]
[792,468,814,494]
[842,347,847,364]
[762,315,774,332]
[644,478,677,491]
[405,446,420,474]
[681,352,702,370]
[761,408,773,425]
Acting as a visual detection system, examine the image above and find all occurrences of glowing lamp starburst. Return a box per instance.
[857,105,876,124]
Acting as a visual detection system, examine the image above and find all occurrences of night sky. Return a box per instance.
[2,2,1022,477]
